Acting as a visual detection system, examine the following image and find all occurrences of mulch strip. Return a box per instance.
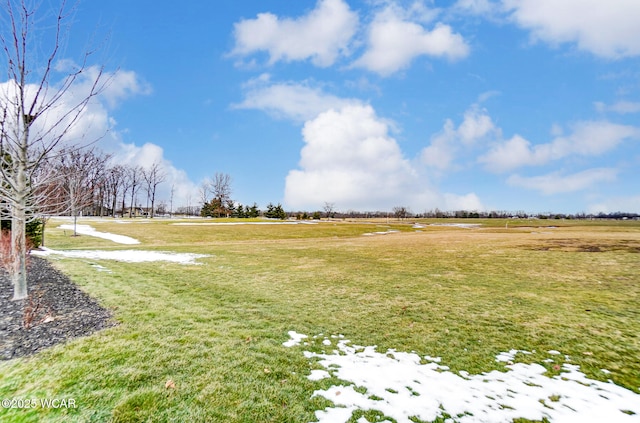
[1,256,116,360]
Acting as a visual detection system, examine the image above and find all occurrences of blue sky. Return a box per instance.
[56,0,640,213]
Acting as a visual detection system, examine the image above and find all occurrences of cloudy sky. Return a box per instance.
[23,0,640,213]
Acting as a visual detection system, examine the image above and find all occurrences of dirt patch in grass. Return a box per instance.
[0,257,116,360]
[527,239,640,253]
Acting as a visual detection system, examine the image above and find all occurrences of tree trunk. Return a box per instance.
[11,118,29,300]
[41,218,47,247]
[112,193,117,218]
[150,190,156,218]
[129,189,135,218]
[70,183,78,236]
[11,203,27,300]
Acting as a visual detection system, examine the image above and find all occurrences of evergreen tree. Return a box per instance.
[248,203,260,218]
[235,204,245,218]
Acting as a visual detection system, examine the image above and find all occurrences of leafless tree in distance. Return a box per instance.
[323,202,336,219]
[126,165,142,218]
[142,161,165,218]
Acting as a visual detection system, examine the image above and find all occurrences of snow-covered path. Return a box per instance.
[58,224,140,245]
[32,247,208,265]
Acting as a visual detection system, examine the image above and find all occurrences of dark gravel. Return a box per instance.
[1,256,116,360]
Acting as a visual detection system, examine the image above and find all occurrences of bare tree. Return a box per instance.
[169,183,175,217]
[54,148,109,235]
[88,152,111,217]
[0,0,109,300]
[119,166,132,218]
[199,179,210,208]
[392,206,410,220]
[323,202,336,219]
[211,172,232,217]
[105,164,125,218]
[127,165,142,218]
[186,193,192,216]
[142,161,165,218]
[155,200,167,216]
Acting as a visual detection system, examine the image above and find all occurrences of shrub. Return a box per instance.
[0,219,43,248]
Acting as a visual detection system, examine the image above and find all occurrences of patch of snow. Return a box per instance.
[424,355,441,363]
[58,224,140,245]
[548,350,562,355]
[283,332,640,423]
[32,247,208,265]
[495,349,532,363]
[314,407,355,422]
[323,339,332,346]
[429,223,481,229]
[308,370,331,381]
[89,263,112,273]
[282,331,308,347]
[172,221,318,226]
[362,230,400,236]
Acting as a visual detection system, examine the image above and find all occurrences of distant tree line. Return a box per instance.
[280,207,640,221]
[419,209,640,221]
[2,147,169,247]
[28,148,167,220]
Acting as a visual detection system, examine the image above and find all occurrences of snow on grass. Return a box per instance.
[58,224,140,245]
[89,263,112,273]
[284,333,640,423]
[282,331,308,347]
[32,247,208,265]
[172,221,318,226]
[362,230,400,236]
[429,223,482,229]
[495,349,531,363]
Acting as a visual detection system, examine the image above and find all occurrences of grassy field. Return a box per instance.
[1,217,639,422]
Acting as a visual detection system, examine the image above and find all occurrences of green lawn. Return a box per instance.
[1,217,639,422]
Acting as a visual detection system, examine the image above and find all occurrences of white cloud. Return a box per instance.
[52,62,151,109]
[353,4,470,76]
[0,65,149,153]
[284,104,483,211]
[588,195,640,213]
[99,69,153,109]
[594,100,640,114]
[479,121,639,173]
[458,106,498,144]
[108,142,199,210]
[420,120,458,170]
[421,105,498,171]
[233,77,363,122]
[231,0,358,67]
[503,0,640,58]
[479,134,540,172]
[507,168,618,195]
[453,0,498,16]
[285,105,415,210]
[443,192,484,210]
